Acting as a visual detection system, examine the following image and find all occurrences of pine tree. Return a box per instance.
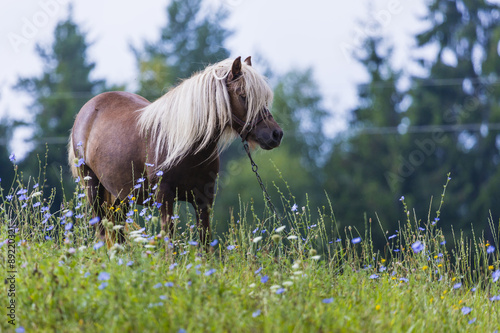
[135,0,232,100]
[14,9,106,206]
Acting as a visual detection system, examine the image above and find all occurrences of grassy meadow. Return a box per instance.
[1,166,499,332]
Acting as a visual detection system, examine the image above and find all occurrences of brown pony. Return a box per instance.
[68,57,283,247]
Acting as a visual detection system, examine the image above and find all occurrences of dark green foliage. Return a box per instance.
[13,10,106,207]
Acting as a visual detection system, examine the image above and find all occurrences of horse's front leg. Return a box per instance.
[196,204,212,249]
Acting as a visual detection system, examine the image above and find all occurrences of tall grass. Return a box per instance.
[1,163,499,332]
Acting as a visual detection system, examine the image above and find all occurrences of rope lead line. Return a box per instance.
[243,142,283,221]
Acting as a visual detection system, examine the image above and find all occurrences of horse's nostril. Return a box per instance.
[272,129,283,142]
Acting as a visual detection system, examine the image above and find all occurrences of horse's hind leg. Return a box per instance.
[80,166,108,241]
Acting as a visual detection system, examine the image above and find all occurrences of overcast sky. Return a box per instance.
[0,0,430,153]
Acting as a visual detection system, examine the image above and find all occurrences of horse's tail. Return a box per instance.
[68,132,78,179]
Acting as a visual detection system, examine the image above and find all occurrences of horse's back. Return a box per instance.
[71,91,151,198]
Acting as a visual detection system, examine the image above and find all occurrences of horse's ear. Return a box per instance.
[230,56,242,80]
[244,56,252,66]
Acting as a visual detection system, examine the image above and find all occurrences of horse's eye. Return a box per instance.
[240,94,246,99]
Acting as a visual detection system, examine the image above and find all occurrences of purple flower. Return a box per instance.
[322,297,334,304]
[369,274,379,279]
[188,240,198,246]
[210,239,218,247]
[165,282,174,287]
[75,158,85,167]
[461,307,472,315]
[411,241,424,253]
[399,196,404,201]
[98,282,108,290]
[254,267,262,274]
[89,217,100,225]
[492,270,500,283]
[352,237,361,244]
[93,241,104,250]
[156,170,164,177]
[489,295,500,301]
[153,283,162,289]
[487,245,495,254]
[276,288,285,294]
[261,275,269,283]
[9,153,16,162]
[98,272,110,281]
[388,234,397,240]
[252,309,261,317]
[291,204,298,212]
[453,282,462,289]
[65,223,73,231]
[204,268,216,276]
[145,163,154,167]
[227,245,236,250]
[169,263,178,271]
[137,177,145,183]
[134,184,141,189]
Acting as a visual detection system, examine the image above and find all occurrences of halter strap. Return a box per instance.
[232,109,272,142]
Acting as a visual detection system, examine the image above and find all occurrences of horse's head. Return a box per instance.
[227,56,283,150]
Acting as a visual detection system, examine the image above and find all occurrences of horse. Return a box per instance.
[68,56,283,248]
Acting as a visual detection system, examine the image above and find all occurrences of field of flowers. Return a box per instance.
[1,170,499,332]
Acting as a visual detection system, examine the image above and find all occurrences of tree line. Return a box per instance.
[2,0,500,247]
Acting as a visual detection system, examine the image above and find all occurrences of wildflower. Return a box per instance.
[311,255,321,260]
[171,214,179,220]
[275,226,286,233]
[261,275,269,283]
[440,240,446,245]
[399,196,404,201]
[6,195,13,201]
[411,241,424,253]
[65,223,73,231]
[352,237,361,244]
[137,177,145,183]
[204,268,216,276]
[9,153,16,162]
[127,261,134,266]
[156,170,164,177]
[76,158,85,167]
[33,202,41,208]
[98,272,110,281]
[487,245,495,254]
[188,240,198,246]
[492,270,500,283]
[46,225,54,231]
[336,238,341,242]
[75,214,84,219]
[84,176,92,181]
[165,282,174,287]
[276,288,285,294]
[287,235,298,240]
[253,236,263,243]
[227,245,236,250]
[98,282,108,290]
[461,307,472,315]
[369,274,379,279]
[418,227,425,231]
[399,278,409,283]
[145,163,154,167]
[143,198,151,204]
[291,204,298,212]
[134,184,141,189]
[169,263,178,270]
[322,298,334,304]
[453,282,462,289]
[153,283,162,289]
[468,318,476,324]
[255,267,263,274]
[422,266,428,271]
[126,218,134,223]
[93,241,104,250]
[489,295,500,301]
[388,234,397,240]
[252,227,259,234]
[89,217,100,225]
[252,309,261,318]
[210,239,218,247]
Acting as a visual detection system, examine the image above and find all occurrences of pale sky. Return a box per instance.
[0,0,429,155]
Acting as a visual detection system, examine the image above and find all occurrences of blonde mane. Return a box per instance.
[137,58,274,171]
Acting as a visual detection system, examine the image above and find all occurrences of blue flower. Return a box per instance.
[399,277,409,283]
[165,282,174,287]
[9,153,16,162]
[252,309,261,317]
[143,198,151,204]
[33,202,41,208]
[153,283,162,289]
[291,204,298,212]
[322,298,334,304]
[93,241,104,250]
[46,225,54,231]
[65,223,73,231]
[134,184,141,189]
[388,234,397,240]
[171,214,179,220]
[227,245,236,250]
[89,217,100,225]
[156,170,164,177]
[411,241,424,253]
[204,268,216,276]
[75,158,85,167]
[6,195,13,201]
[261,275,269,283]
[137,177,145,183]
[75,214,84,219]
[461,306,472,315]
[276,288,285,294]
[33,183,39,189]
[188,240,198,246]
[453,282,462,289]
[352,237,361,244]
[487,245,495,254]
[15,327,25,333]
[126,218,134,223]
[399,196,404,201]
[492,270,500,283]
[145,163,154,167]
[254,267,262,275]
[127,261,134,266]
[468,318,476,324]
[210,239,218,247]
[98,272,110,281]
[16,189,27,195]
[489,295,500,301]
[369,274,379,279]
[169,263,178,270]
[98,282,108,290]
